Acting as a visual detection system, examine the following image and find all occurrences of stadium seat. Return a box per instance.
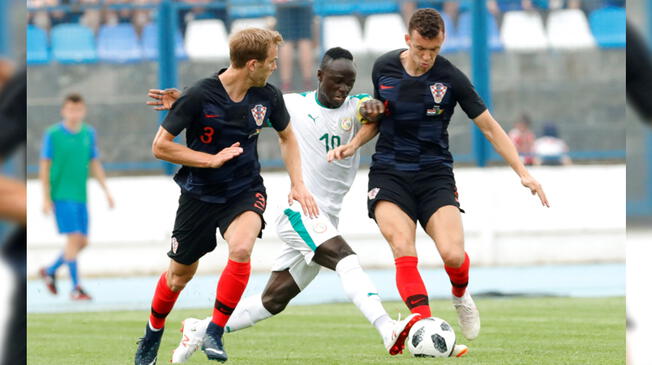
[322,16,366,55]
[456,11,503,53]
[357,0,400,15]
[314,0,357,17]
[589,6,626,48]
[51,23,98,64]
[363,13,407,55]
[500,10,548,51]
[230,17,271,35]
[546,9,595,50]
[141,23,187,61]
[97,23,143,63]
[229,0,274,19]
[439,12,460,54]
[27,25,50,65]
[185,19,229,60]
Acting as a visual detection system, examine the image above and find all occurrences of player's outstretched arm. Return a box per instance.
[328,121,379,162]
[152,126,243,168]
[472,110,550,207]
[90,159,114,209]
[147,88,181,111]
[277,124,319,218]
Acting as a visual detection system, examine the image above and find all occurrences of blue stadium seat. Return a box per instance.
[457,11,503,52]
[97,23,143,63]
[27,25,50,65]
[141,23,187,61]
[314,0,357,16]
[589,6,625,48]
[229,0,274,19]
[51,23,98,64]
[357,0,399,15]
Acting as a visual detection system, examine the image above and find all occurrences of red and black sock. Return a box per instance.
[149,271,181,329]
[212,259,251,327]
[395,256,431,318]
[445,252,470,298]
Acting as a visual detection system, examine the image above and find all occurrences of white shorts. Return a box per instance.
[272,203,340,290]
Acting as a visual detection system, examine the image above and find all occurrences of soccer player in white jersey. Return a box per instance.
[147,47,468,362]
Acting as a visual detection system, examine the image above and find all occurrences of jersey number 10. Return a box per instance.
[319,133,341,152]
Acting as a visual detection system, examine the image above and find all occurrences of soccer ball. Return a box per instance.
[407,317,456,357]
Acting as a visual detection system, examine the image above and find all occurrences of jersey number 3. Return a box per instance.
[200,127,215,143]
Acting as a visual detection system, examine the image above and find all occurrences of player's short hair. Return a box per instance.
[229,28,283,68]
[408,8,445,39]
[319,47,354,70]
[63,93,84,105]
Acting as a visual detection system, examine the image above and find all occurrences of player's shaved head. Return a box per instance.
[319,47,354,70]
[409,8,445,39]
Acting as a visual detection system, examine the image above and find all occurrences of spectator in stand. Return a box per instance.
[177,0,227,34]
[508,114,536,166]
[274,0,315,92]
[533,122,572,166]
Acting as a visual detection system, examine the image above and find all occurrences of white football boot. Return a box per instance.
[453,291,480,340]
[384,313,422,355]
[171,318,207,363]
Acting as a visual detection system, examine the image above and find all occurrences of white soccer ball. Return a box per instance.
[407,317,456,357]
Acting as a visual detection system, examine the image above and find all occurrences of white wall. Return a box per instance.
[27,165,625,277]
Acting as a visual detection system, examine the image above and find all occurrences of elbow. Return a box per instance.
[152,140,164,160]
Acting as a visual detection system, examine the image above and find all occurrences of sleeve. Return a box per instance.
[161,85,202,136]
[452,68,487,120]
[371,59,381,100]
[626,23,652,121]
[40,131,53,160]
[0,69,26,160]
[89,127,99,159]
[268,86,290,131]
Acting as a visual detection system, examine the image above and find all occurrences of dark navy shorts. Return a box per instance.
[367,165,463,229]
[168,189,267,265]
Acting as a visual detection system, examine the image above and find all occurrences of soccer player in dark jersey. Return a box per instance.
[329,8,549,341]
[626,22,652,124]
[134,28,318,364]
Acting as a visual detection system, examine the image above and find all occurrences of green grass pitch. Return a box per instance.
[28,297,624,364]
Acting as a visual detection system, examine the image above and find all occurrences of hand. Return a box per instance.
[106,193,115,209]
[288,183,319,218]
[327,143,357,162]
[208,142,244,168]
[147,88,181,111]
[360,99,385,122]
[42,198,53,215]
[521,174,550,207]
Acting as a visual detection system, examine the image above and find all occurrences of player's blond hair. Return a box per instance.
[229,28,283,68]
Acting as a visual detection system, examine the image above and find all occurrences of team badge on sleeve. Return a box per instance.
[251,104,267,126]
[171,237,179,254]
[368,187,380,200]
[430,83,448,104]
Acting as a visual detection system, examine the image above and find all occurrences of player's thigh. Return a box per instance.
[223,211,262,255]
[271,244,321,292]
[374,200,418,258]
[275,203,339,265]
[423,205,465,267]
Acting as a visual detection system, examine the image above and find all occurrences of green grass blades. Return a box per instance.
[27,297,624,364]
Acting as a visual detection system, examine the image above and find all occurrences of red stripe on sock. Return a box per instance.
[149,271,181,329]
[212,259,251,327]
[395,256,431,317]
[444,252,470,297]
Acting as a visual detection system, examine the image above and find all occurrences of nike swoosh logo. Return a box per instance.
[379,85,394,90]
[147,357,156,365]
[204,114,220,118]
[205,348,224,355]
[409,299,421,305]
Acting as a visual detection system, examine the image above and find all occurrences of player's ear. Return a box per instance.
[246,59,257,72]
[317,69,323,83]
[404,33,410,46]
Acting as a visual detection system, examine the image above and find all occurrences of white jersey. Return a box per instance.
[284,91,371,221]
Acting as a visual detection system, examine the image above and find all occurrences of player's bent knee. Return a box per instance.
[167,272,193,292]
[440,248,465,268]
[228,244,253,262]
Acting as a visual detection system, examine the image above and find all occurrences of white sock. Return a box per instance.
[223,294,273,333]
[336,255,391,338]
